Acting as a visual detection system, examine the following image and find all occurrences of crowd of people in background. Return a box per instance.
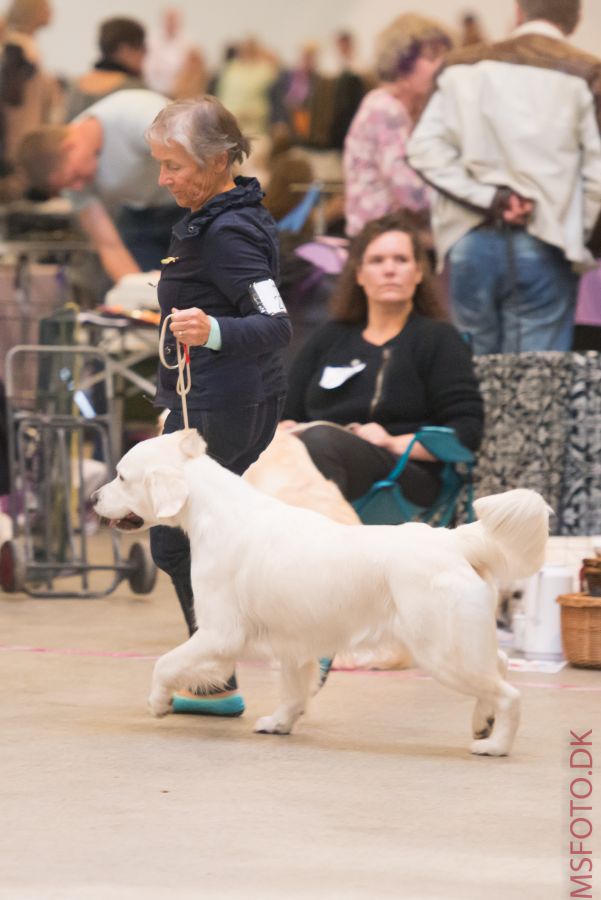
[0,0,599,358]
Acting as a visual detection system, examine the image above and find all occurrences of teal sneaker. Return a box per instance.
[172,689,245,717]
[172,672,245,717]
[317,657,333,690]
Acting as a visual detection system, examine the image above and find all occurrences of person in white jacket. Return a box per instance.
[407,0,601,354]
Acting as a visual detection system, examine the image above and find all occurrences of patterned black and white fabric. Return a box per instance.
[472,352,574,534]
[560,352,601,535]
[468,351,601,535]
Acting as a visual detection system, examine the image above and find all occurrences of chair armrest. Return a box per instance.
[413,426,475,464]
[383,427,474,483]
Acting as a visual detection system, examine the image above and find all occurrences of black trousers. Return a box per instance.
[150,396,285,636]
[295,424,441,506]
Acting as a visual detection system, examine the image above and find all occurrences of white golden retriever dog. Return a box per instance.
[94,429,549,756]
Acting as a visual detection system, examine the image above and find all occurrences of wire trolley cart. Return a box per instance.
[0,345,157,598]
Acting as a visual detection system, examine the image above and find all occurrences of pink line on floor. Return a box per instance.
[1,645,600,692]
[0,644,158,660]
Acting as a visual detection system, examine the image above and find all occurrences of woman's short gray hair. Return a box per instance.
[145,95,252,168]
[375,13,453,82]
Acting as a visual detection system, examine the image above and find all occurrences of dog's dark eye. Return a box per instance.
[118,473,125,482]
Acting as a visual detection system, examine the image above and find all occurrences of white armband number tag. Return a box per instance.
[249,278,287,315]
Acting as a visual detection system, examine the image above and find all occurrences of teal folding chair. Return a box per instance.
[352,426,475,527]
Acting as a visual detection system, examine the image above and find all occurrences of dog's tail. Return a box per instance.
[456,488,550,583]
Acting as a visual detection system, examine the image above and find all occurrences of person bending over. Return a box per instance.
[19,89,181,282]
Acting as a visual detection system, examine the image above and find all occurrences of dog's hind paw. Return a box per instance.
[253,715,292,735]
[470,737,509,757]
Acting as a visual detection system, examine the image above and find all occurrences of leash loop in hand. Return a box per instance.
[159,313,192,431]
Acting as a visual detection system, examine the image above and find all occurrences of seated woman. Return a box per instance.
[282,213,484,508]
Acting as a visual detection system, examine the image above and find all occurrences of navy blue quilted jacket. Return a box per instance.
[155,176,291,410]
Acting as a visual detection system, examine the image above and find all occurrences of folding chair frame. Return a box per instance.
[352,426,475,527]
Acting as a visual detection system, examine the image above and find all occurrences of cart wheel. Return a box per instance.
[127,542,157,594]
[0,539,27,593]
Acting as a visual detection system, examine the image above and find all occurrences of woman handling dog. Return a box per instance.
[145,96,292,716]
[283,213,484,507]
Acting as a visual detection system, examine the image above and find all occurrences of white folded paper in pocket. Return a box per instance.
[319,362,366,389]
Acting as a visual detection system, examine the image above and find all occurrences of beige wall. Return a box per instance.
[39,0,600,79]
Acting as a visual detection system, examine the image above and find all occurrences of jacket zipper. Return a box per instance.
[369,347,391,419]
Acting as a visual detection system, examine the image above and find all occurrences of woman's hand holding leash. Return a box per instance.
[169,307,211,346]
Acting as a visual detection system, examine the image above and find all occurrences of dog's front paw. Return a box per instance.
[473,716,495,740]
[148,691,173,718]
[470,737,509,757]
[253,714,292,735]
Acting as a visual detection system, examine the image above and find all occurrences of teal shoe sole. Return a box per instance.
[172,693,246,717]
[318,657,333,689]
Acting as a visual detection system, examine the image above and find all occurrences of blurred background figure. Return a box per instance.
[206,42,238,96]
[334,29,355,70]
[459,11,488,46]
[269,32,367,200]
[269,40,320,146]
[216,36,278,136]
[19,90,179,286]
[143,6,207,100]
[216,35,279,184]
[407,0,600,355]
[64,16,146,120]
[262,122,314,226]
[328,30,367,151]
[343,13,452,238]
[0,0,63,199]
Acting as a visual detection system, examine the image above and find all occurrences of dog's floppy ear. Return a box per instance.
[144,466,189,519]
[179,429,207,459]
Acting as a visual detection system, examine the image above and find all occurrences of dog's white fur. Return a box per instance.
[94,430,550,756]
[245,429,410,670]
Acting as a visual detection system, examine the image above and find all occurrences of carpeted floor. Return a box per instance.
[0,531,599,900]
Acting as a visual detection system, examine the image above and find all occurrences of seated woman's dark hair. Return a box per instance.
[329,212,445,324]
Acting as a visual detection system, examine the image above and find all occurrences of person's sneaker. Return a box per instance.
[316,657,333,691]
[172,673,245,716]
[172,688,245,717]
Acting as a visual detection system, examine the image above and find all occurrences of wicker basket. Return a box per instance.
[557,593,601,668]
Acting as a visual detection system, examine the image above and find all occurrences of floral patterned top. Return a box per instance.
[343,88,431,236]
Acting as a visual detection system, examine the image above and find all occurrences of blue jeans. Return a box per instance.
[150,396,285,635]
[448,227,579,355]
